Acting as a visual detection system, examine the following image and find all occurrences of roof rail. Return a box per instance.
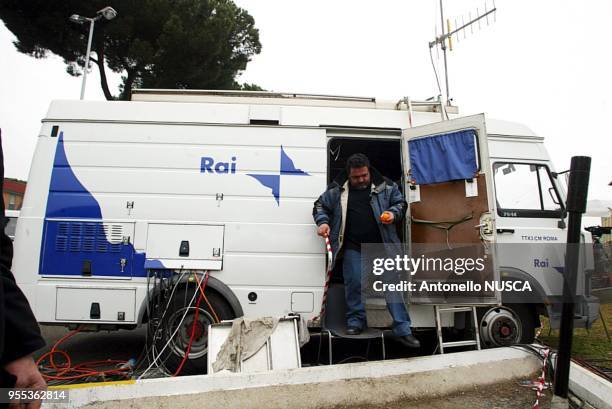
[132,89,375,102]
[130,89,458,113]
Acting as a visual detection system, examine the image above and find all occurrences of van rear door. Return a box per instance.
[401,114,500,305]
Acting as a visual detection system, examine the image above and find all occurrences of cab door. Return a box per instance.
[401,114,499,305]
[491,159,569,300]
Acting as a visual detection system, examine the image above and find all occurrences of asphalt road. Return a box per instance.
[36,325,147,366]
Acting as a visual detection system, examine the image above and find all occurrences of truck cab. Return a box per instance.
[486,120,599,336]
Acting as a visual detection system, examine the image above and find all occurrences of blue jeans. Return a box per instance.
[342,248,412,336]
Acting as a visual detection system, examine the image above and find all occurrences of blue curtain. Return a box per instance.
[408,129,478,185]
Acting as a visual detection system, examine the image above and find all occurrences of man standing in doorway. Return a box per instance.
[313,153,420,348]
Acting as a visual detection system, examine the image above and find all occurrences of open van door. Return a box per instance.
[401,114,500,305]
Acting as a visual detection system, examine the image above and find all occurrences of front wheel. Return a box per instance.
[479,304,536,347]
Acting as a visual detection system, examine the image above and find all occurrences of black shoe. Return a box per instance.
[346,326,363,335]
[397,334,421,348]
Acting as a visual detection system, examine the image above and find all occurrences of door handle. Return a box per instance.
[496,228,515,234]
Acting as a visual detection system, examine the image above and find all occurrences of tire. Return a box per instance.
[510,303,536,344]
[151,285,235,376]
[478,304,536,347]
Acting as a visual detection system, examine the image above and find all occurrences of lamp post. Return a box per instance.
[69,7,117,100]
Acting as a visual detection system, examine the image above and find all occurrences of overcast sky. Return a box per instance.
[0,0,610,201]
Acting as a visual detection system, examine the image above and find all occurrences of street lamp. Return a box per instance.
[69,6,117,100]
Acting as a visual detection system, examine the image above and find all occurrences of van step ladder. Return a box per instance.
[434,305,481,354]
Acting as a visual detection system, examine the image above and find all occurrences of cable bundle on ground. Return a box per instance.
[36,327,133,385]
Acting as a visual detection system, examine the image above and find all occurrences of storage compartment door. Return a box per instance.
[401,114,499,304]
[145,224,224,270]
[55,287,136,322]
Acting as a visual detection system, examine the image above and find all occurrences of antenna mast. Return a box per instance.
[438,0,450,105]
[429,1,497,104]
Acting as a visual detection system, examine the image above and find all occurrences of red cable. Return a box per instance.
[172,272,210,376]
[36,326,132,382]
[36,327,80,376]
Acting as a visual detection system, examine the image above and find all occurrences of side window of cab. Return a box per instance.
[493,162,564,218]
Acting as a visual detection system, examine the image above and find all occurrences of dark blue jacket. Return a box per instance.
[312,169,406,269]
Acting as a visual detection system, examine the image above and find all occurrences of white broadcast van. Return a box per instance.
[13,90,599,372]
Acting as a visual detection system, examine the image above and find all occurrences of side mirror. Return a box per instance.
[557,208,567,229]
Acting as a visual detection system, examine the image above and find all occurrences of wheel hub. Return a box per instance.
[480,307,522,347]
[167,306,214,359]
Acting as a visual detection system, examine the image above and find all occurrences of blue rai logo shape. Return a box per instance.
[248,146,309,205]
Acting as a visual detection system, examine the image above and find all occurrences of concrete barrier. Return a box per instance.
[44,347,543,409]
[569,362,612,409]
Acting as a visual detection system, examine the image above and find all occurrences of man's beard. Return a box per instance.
[351,181,370,190]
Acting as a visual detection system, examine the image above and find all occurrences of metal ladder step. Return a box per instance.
[434,305,481,354]
[441,340,480,348]
[437,307,474,313]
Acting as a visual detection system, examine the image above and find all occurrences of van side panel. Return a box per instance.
[17,121,328,322]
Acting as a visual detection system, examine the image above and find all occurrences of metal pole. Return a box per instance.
[553,156,591,405]
[439,0,450,103]
[80,18,96,100]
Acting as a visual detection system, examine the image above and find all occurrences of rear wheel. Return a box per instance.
[152,286,235,375]
[479,304,536,347]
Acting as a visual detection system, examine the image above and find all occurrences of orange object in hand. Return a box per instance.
[380,211,393,223]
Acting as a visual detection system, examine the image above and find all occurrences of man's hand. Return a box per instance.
[317,223,330,237]
[380,211,395,225]
[4,355,46,409]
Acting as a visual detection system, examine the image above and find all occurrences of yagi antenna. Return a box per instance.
[428,0,497,104]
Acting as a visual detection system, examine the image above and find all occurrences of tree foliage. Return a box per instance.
[0,0,263,100]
